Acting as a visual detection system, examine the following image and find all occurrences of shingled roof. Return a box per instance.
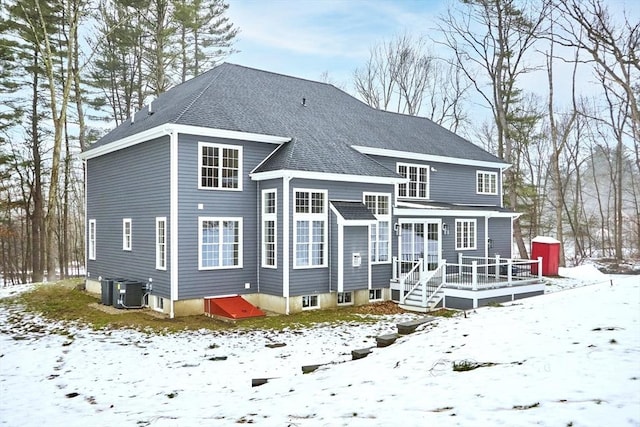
[91,63,505,177]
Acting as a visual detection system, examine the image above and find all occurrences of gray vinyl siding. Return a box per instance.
[289,178,393,296]
[175,134,278,299]
[342,226,368,291]
[329,212,339,292]
[371,264,392,288]
[367,154,502,206]
[442,215,486,261]
[258,179,283,296]
[488,217,513,258]
[86,136,171,297]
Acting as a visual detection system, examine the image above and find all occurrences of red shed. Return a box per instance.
[531,236,561,276]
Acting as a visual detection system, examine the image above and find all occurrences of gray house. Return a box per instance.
[81,63,544,318]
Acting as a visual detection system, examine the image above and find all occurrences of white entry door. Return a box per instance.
[399,220,441,271]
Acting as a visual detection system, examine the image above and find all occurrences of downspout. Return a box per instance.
[169,128,179,319]
[283,175,292,314]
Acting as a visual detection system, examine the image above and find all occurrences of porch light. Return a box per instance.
[442,223,449,235]
[394,223,400,235]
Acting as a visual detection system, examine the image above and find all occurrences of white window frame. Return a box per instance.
[302,295,319,310]
[261,189,277,268]
[198,141,243,191]
[156,217,167,270]
[154,296,164,312]
[476,171,498,195]
[364,192,391,264]
[369,288,383,301]
[88,219,96,260]
[337,291,353,306]
[293,189,328,269]
[122,218,132,251]
[455,219,477,251]
[397,162,430,199]
[198,217,243,270]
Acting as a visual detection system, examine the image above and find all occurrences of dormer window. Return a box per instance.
[397,162,429,199]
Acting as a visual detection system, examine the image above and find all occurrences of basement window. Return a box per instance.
[302,295,319,310]
[154,297,164,312]
[337,292,353,305]
[369,288,383,301]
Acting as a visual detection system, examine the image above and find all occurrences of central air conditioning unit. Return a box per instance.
[112,279,143,309]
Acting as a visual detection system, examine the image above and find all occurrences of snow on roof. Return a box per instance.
[532,235,561,243]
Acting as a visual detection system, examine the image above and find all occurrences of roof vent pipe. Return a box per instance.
[148,100,154,115]
[130,108,136,124]
[302,97,306,107]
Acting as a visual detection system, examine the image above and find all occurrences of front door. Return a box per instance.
[399,220,441,272]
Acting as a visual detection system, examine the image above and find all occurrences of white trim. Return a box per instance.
[251,169,406,184]
[80,124,288,160]
[88,219,96,260]
[337,222,344,292]
[455,219,477,251]
[283,176,291,310]
[169,130,179,318]
[198,217,244,270]
[476,170,498,195]
[156,217,167,270]
[394,206,519,218]
[261,189,277,269]
[293,188,328,269]
[197,141,243,191]
[351,145,511,170]
[122,218,132,251]
[363,192,392,264]
[396,162,430,200]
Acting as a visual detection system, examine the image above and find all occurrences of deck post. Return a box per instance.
[442,259,447,286]
[508,258,513,285]
[392,256,398,280]
[495,255,500,280]
[537,257,543,281]
[472,261,478,290]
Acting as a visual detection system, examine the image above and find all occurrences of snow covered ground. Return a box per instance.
[1,269,639,426]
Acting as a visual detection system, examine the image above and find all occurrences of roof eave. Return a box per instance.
[352,146,511,170]
[250,169,406,184]
[80,124,290,160]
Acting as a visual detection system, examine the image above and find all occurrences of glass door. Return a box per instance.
[399,221,440,272]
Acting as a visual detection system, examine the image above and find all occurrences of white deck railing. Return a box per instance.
[392,255,543,293]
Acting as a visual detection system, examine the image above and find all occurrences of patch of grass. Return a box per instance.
[487,302,503,307]
[429,308,457,318]
[7,281,386,333]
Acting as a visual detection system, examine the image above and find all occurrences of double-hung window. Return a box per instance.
[199,217,243,269]
[122,218,132,251]
[294,189,327,268]
[477,171,498,195]
[262,190,277,268]
[397,162,429,199]
[88,219,96,260]
[455,219,477,250]
[198,142,242,190]
[364,193,391,263]
[156,217,166,270]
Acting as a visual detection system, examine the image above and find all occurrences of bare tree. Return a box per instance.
[353,33,469,129]
[437,0,549,258]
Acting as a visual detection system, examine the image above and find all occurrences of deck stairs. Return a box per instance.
[398,261,446,313]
